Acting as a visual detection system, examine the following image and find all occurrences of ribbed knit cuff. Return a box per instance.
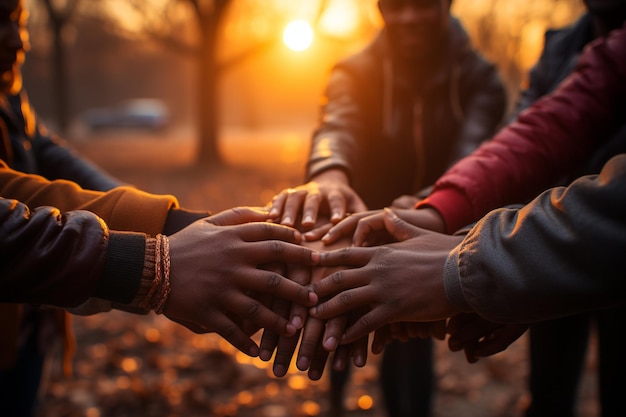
[163,208,210,235]
[443,244,471,312]
[96,232,147,303]
[415,189,474,234]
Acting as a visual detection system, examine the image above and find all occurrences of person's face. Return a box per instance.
[378,0,451,63]
[0,0,28,95]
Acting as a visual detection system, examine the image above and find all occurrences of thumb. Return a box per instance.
[383,207,422,242]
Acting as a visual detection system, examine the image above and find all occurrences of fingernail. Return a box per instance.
[291,316,303,329]
[282,217,292,226]
[321,233,330,241]
[297,356,310,370]
[354,354,365,367]
[259,349,272,361]
[249,345,260,357]
[273,364,287,377]
[286,323,296,336]
[324,336,337,351]
[309,369,322,381]
[331,213,341,222]
[303,215,313,225]
[308,292,318,305]
[309,307,318,316]
[269,208,278,217]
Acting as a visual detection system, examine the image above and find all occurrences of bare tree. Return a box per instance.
[39,0,81,134]
[106,0,278,166]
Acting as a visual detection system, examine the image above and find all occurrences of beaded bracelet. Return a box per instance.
[153,234,171,314]
[140,234,172,314]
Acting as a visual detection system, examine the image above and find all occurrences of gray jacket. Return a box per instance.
[307,17,506,209]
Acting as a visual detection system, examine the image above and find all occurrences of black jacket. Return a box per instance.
[515,13,626,178]
[0,91,121,191]
[307,17,507,209]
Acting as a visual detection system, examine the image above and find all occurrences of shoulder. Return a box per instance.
[334,32,385,77]
[542,14,593,58]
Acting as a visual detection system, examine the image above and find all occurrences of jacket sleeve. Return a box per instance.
[306,66,366,182]
[16,91,123,192]
[448,56,507,163]
[0,198,147,307]
[444,154,626,323]
[0,161,178,236]
[32,125,122,191]
[420,25,626,233]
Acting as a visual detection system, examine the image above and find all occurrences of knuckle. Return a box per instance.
[267,273,282,289]
[247,302,261,318]
[358,314,373,330]
[268,240,284,254]
[221,323,238,339]
[339,291,352,306]
[331,271,344,285]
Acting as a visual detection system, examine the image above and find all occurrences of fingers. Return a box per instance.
[321,213,363,244]
[310,262,370,302]
[307,342,330,381]
[352,211,387,246]
[470,324,528,359]
[272,329,301,377]
[303,222,333,242]
[326,189,347,224]
[382,208,422,242]
[245,268,317,307]
[212,313,261,357]
[228,291,297,338]
[341,308,389,344]
[350,335,369,368]
[296,316,326,371]
[237,221,303,244]
[372,326,392,354]
[207,206,271,226]
[322,315,349,351]
[286,265,314,330]
[330,345,351,371]
[301,191,323,227]
[258,296,291,361]
[280,188,309,227]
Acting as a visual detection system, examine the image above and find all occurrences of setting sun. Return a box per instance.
[283,20,314,52]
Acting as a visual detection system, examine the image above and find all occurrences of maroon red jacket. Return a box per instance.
[419,23,626,233]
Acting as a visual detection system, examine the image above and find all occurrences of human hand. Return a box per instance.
[163,218,319,357]
[390,194,421,209]
[268,169,367,228]
[320,207,447,246]
[447,313,528,363]
[259,236,368,380]
[205,206,274,226]
[370,321,447,354]
[310,208,463,345]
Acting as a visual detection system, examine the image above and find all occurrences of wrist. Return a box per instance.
[138,234,172,314]
[311,168,350,185]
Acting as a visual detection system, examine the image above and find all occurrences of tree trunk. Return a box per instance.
[51,22,69,134]
[196,17,221,166]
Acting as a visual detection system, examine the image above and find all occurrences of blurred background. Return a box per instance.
[22,1,599,416]
[24,0,585,166]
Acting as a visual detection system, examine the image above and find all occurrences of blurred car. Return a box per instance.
[83,99,169,132]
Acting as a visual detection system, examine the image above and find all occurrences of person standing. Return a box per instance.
[511,1,626,416]
[270,0,507,415]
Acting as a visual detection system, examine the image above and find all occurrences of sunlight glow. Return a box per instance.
[319,0,360,38]
[283,20,314,51]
